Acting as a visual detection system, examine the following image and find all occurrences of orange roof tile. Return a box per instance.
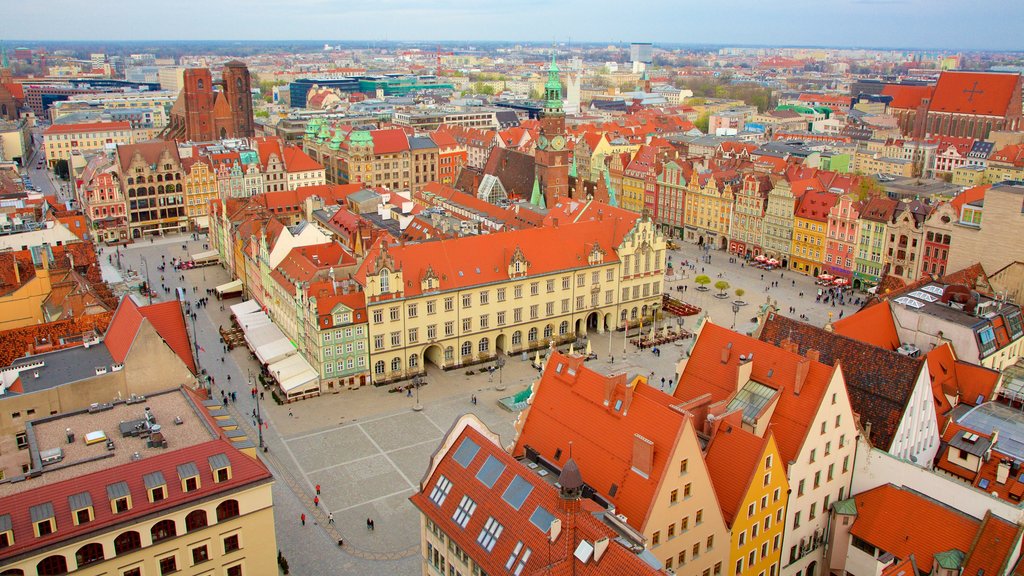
[138,300,197,374]
[282,145,322,173]
[43,121,131,135]
[831,300,901,350]
[882,85,934,110]
[950,185,989,217]
[929,71,1022,117]
[851,484,986,572]
[103,296,144,363]
[704,423,772,526]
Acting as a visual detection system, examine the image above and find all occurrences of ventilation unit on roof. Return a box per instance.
[896,344,921,358]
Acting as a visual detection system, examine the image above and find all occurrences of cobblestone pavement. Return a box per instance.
[103,233,863,574]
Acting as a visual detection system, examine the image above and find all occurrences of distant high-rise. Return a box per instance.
[630,42,653,64]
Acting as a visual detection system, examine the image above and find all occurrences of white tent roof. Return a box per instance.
[231,300,261,318]
[190,249,219,262]
[256,338,296,365]
[244,323,295,365]
[216,279,243,295]
[268,354,319,395]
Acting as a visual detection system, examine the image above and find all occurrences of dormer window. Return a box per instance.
[144,471,167,503]
[0,514,13,548]
[379,269,390,293]
[30,502,56,537]
[107,481,132,514]
[69,492,94,525]
[209,453,232,483]
[178,462,201,493]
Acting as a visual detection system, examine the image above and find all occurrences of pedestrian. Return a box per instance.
[288,409,293,417]
[328,513,335,524]
[370,519,375,530]
[260,391,264,400]
[301,513,305,526]
[222,397,227,407]
[314,496,319,507]
[316,484,321,495]
[231,391,236,402]
[366,518,372,530]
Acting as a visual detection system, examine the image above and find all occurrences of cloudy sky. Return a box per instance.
[8,0,1024,50]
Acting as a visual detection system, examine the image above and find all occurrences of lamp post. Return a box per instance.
[495,356,506,391]
[732,302,740,329]
[141,256,153,305]
[412,374,424,412]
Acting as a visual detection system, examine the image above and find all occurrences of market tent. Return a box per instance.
[216,279,243,296]
[244,323,294,365]
[230,300,261,318]
[268,354,320,397]
[189,249,219,263]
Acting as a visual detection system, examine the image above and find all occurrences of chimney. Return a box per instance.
[721,342,733,364]
[593,537,610,562]
[622,379,637,415]
[12,259,20,285]
[549,518,562,543]
[864,421,873,442]
[805,348,820,363]
[737,354,754,392]
[997,459,1011,484]
[794,358,810,395]
[603,375,617,407]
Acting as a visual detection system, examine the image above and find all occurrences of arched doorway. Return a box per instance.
[424,344,444,368]
[604,313,614,332]
[781,257,789,268]
[586,311,599,332]
[719,237,728,250]
[132,228,141,239]
[806,561,817,576]
[496,333,507,354]
[697,235,705,246]
[813,266,820,277]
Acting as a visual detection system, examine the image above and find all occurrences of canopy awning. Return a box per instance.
[215,279,243,295]
[190,249,219,262]
[244,323,295,364]
[230,300,261,318]
[268,354,319,395]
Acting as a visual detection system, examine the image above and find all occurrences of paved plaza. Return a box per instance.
[101,232,866,574]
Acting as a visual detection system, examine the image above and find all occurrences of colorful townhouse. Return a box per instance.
[790,189,837,277]
[823,194,860,280]
[853,197,897,288]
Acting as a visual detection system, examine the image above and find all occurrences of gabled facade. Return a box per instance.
[729,174,771,258]
[790,190,837,277]
[883,200,930,283]
[854,197,897,288]
[824,194,859,280]
[683,171,738,251]
[920,202,955,278]
[763,179,797,267]
[116,142,187,239]
[655,159,687,236]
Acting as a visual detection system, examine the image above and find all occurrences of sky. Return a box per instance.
[8,0,1024,51]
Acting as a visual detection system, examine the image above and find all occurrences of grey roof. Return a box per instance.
[68,491,93,511]
[208,453,231,470]
[143,471,166,489]
[957,402,1024,461]
[408,136,437,150]
[30,502,55,523]
[177,461,199,480]
[947,430,991,457]
[106,481,130,500]
[347,189,380,204]
[9,343,116,394]
[0,514,11,532]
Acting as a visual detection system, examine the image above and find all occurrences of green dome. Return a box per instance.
[350,130,372,144]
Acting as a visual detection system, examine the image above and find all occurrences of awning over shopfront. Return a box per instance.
[268,354,320,397]
[189,249,219,263]
[245,323,294,365]
[230,300,261,317]
[215,279,243,296]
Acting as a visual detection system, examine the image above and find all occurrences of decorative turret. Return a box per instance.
[544,51,563,115]
[558,456,584,500]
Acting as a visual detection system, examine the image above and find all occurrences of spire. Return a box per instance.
[569,155,577,179]
[604,167,619,208]
[543,51,563,114]
[530,176,546,209]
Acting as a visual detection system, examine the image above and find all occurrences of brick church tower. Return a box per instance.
[0,45,20,121]
[531,53,570,209]
[222,60,254,138]
[181,68,216,141]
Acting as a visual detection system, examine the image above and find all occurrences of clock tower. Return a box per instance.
[533,52,570,208]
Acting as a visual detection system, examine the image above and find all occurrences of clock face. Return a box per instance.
[538,135,549,149]
[551,136,566,151]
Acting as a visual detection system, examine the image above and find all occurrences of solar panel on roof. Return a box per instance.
[529,506,556,532]
[476,455,506,489]
[453,437,481,468]
[501,476,534,511]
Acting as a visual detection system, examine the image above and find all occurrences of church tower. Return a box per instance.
[533,52,570,208]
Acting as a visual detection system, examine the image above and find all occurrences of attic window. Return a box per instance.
[107,481,132,514]
[0,514,13,548]
[144,471,167,503]
[68,492,94,525]
[209,453,232,483]
[614,399,623,412]
[30,502,56,537]
[178,462,201,493]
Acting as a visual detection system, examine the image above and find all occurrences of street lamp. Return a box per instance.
[412,374,424,412]
[141,256,153,305]
[495,356,506,391]
[732,302,740,329]
[250,369,265,450]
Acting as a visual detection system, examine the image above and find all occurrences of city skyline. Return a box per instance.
[8,0,1024,51]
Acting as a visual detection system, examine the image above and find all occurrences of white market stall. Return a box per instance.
[268,354,321,401]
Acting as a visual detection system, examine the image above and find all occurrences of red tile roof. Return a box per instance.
[830,300,901,350]
[950,185,989,217]
[282,145,322,173]
[929,71,1022,117]
[850,484,1018,573]
[43,121,132,135]
[138,300,197,374]
[103,296,144,364]
[794,190,839,222]
[675,321,838,463]
[0,438,270,563]
[371,128,410,155]
[413,416,663,576]
[704,423,772,526]
[882,85,934,110]
[355,213,639,299]
[512,353,693,531]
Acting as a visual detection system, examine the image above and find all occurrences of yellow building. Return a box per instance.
[356,208,665,384]
[683,171,737,250]
[706,426,788,576]
[43,121,134,166]
[182,157,219,230]
[789,190,836,277]
[0,388,274,576]
[0,257,56,330]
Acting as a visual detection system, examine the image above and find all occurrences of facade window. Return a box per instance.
[151,519,176,542]
[224,534,241,553]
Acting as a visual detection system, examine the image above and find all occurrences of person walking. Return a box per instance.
[316,484,321,495]
[314,496,319,507]
[366,518,372,530]
[328,513,334,524]
[301,513,306,526]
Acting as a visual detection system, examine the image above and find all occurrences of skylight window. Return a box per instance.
[501,476,534,511]
[477,517,504,552]
[452,495,477,528]
[909,291,937,302]
[476,455,506,489]
[429,475,452,506]
[453,437,480,468]
[529,506,556,532]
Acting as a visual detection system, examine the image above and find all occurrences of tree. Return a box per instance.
[856,176,884,201]
[714,280,730,295]
[735,288,746,300]
[472,82,495,96]
[528,86,542,100]
[54,159,69,180]
[695,275,711,291]
[695,112,710,134]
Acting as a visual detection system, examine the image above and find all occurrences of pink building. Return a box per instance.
[78,156,127,243]
[824,193,861,278]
